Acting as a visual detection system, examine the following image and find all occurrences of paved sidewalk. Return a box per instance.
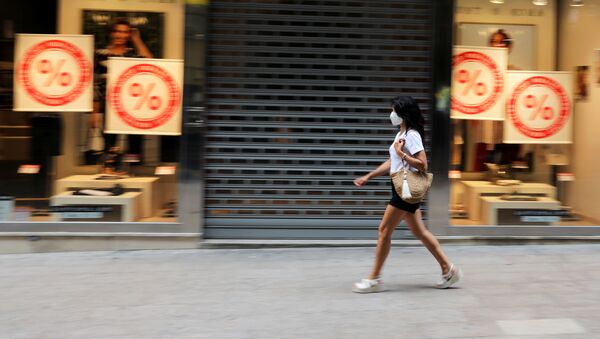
[1,244,599,339]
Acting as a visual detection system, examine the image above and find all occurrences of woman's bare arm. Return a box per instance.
[353,159,391,187]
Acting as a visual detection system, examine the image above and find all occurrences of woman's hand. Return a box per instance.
[393,138,405,156]
[353,174,370,187]
[130,28,142,44]
[129,27,153,58]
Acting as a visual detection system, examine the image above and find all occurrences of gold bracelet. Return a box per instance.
[402,153,407,160]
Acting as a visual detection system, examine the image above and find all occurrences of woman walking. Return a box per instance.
[352,96,462,293]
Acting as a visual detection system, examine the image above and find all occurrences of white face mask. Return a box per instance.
[389,111,403,126]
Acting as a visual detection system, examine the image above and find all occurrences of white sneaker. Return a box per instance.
[436,264,462,289]
[352,278,385,293]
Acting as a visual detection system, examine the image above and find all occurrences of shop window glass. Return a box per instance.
[450,0,599,227]
[0,1,188,224]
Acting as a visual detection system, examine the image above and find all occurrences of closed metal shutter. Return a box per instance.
[204,0,434,239]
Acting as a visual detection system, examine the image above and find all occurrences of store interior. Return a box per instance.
[450,0,600,226]
[0,0,185,223]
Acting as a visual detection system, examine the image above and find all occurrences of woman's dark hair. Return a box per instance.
[489,29,512,49]
[391,96,425,138]
[111,19,131,32]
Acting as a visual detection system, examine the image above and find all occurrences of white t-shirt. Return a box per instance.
[389,129,424,174]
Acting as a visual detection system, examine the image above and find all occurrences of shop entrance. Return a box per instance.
[202,0,438,239]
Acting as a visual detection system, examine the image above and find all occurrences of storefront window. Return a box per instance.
[450,0,599,228]
[0,0,190,224]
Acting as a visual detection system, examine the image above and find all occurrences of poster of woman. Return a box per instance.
[458,23,536,71]
[79,10,165,165]
[82,10,164,58]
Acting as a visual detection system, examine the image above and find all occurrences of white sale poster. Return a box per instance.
[105,58,183,135]
[451,46,508,120]
[13,34,94,112]
[504,71,573,144]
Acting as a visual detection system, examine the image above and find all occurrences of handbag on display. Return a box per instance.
[391,166,433,204]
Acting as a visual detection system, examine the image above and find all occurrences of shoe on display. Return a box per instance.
[352,278,385,293]
[435,264,462,289]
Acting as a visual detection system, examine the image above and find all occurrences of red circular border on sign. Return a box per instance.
[19,40,91,106]
[451,51,504,115]
[109,64,180,130]
[507,76,570,139]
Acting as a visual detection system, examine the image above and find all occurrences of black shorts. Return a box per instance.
[388,180,420,213]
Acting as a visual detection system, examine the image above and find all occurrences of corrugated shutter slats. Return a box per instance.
[205,0,433,237]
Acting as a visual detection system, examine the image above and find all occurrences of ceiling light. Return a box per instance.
[490,0,504,3]
[570,0,584,6]
[532,0,548,5]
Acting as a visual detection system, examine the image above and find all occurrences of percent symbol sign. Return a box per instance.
[110,63,181,130]
[128,82,162,111]
[525,94,554,120]
[457,69,487,97]
[37,59,72,87]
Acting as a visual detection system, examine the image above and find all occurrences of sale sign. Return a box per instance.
[504,71,573,144]
[105,58,183,135]
[451,46,507,120]
[14,34,93,112]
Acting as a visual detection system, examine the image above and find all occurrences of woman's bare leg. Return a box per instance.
[368,204,407,279]
[404,209,452,274]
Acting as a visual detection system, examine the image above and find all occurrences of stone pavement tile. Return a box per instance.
[403,321,502,339]
[496,318,585,336]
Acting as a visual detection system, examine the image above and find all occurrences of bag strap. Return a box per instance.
[399,129,426,175]
[399,130,409,174]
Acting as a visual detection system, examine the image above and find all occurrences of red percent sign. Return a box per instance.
[451,51,503,115]
[19,40,91,106]
[507,76,570,139]
[109,64,180,130]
